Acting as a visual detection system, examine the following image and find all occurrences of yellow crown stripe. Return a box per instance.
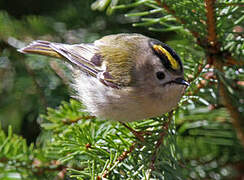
[153,45,179,70]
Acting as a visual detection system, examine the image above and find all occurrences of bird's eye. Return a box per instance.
[156,71,165,80]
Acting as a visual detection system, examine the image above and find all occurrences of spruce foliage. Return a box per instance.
[0,0,243,179]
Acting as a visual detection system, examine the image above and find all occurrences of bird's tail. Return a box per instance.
[18,40,63,59]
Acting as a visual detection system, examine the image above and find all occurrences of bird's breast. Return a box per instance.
[74,74,185,122]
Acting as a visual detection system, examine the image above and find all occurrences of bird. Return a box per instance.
[19,33,189,122]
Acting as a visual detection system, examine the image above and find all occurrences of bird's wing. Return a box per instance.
[19,40,120,88]
[19,40,102,77]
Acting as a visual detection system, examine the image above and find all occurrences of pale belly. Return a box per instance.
[73,75,185,122]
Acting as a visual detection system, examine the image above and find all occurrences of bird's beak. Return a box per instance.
[174,78,189,86]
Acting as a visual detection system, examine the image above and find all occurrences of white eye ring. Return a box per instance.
[156,71,165,80]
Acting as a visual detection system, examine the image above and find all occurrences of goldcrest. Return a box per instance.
[19,33,189,122]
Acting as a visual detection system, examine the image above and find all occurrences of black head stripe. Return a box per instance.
[149,39,183,73]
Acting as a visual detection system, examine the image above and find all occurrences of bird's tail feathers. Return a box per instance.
[18,40,63,59]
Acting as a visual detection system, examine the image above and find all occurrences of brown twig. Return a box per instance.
[204,0,244,146]
[219,84,244,145]
[205,0,221,65]
[120,122,147,141]
[205,0,219,51]
[117,143,136,163]
[216,63,244,146]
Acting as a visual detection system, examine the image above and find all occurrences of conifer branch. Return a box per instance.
[62,115,95,124]
[101,143,136,179]
[154,0,200,43]
[204,0,242,66]
[120,122,151,141]
[1,1,242,178]
[205,0,244,146]
[150,111,173,170]
[156,0,243,68]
